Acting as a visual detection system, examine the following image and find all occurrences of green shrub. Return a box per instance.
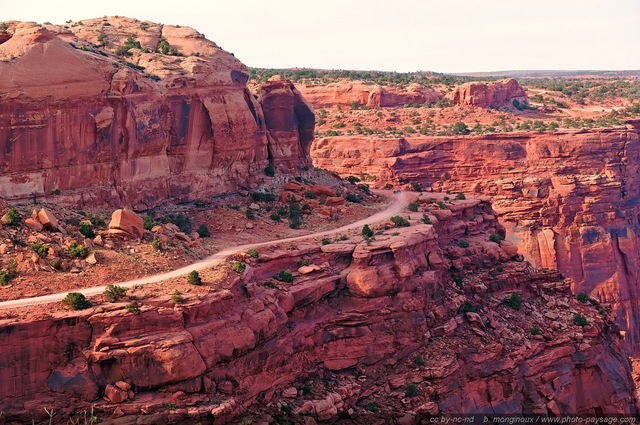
[346,176,360,184]
[264,163,275,177]
[422,214,432,225]
[345,193,361,203]
[251,192,276,202]
[452,121,470,135]
[264,280,279,289]
[405,383,419,397]
[577,291,588,303]
[270,213,281,222]
[390,216,410,227]
[573,313,588,327]
[1,259,18,285]
[30,243,49,258]
[171,214,191,233]
[408,202,419,212]
[196,224,210,238]
[321,239,331,245]
[413,354,425,366]
[437,201,447,209]
[171,290,184,303]
[247,249,259,258]
[104,284,127,302]
[143,215,156,231]
[462,301,476,313]
[4,208,22,226]
[79,222,95,238]
[457,240,470,248]
[531,326,541,335]
[187,270,202,285]
[361,224,374,239]
[246,209,255,220]
[68,242,89,259]
[452,275,464,289]
[125,304,141,315]
[506,292,523,310]
[232,261,246,273]
[151,237,162,251]
[194,200,207,208]
[456,192,466,200]
[62,292,91,310]
[468,215,477,221]
[489,234,502,243]
[274,269,294,283]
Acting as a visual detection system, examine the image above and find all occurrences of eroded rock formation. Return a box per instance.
[0,18,309,209]
[297,81,442,109]
[0,196,635,423]
[311,122,640,350]
[446,78,528,108]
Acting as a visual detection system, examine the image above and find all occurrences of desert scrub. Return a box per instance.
[68,242,89,258]
[390,216,410,227]
[573,313,588,327]
[30,243,49,258]
[79,222,95,238]
[457,240,470,248]
[231,261,246,273]
[62,292,91,310]
[104,284,127,302]
[577,291,588,303]
[408,202,419,212]
[171,290,184,304]
[422,214,432,224]
[125,304,141,315]
[505,292,523,310]
[274,269,294,283]
[187,270,202,285]
[247,249,259,258]
[196,224,210,238]
[489,234,503,243]
[151,237,162,251]
[4,208,22,226]
[361,224,374,239]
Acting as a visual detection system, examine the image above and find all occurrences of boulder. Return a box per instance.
[108,210,143,238]
[37,208,59,230]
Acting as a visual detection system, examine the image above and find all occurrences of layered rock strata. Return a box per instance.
[0,196,635,423]
[0,18,309,209]
[311,122,640,349]
[446,78,528,108]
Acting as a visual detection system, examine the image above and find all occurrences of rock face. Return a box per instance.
[311,122,640,350]
[446,78,528,108]
[297,80,442,109]
[0,18,310,209]
[258,76,315,171]
[0,196,635,423]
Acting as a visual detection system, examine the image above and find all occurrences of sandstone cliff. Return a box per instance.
[0,196,635,423]
[297,80,442,109]
[446,78,528,108]
[0,18,310,209]
[311,122,640,350]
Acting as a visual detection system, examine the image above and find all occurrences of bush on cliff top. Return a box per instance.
[62,292,92,310]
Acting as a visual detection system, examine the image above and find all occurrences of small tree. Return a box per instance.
[4,208,22,226]
[30,243,49,258]
[264,163,275,177]
[452,121,470,135]
[79,222,96,238]
[187,270,202,286]
[422,214,432,225]
[573,313,588,327]
[231,261,246,273]
[274,269,294,283]
[104,284,127,303]
[151,237,162,251]
[390,216,410,227]
[68,242,89,258]
[197,224,210,238]
[361,224,374,239]
[247,249,259,258]
[576,292,588,303]
[62,292,92,310]
[505,292,523,310]
[489,234,502,243]
[408,202,419,212]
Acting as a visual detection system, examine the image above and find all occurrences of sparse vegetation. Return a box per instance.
[531,326,541,335]
[247,249,259,258]
[68,242,89,259]
[405,383,419,397]
[264,163,275,177]
[171,290,184,303]
[104,284,127,303]
[79,222,96,239]
[143,214,156,231]
[4,208,22,226]
[232,261,246,273]
[187,270,202,285]
[457,240,470,248]
[413,354,425,366]
[125,304,141,315]
[573,313,588,327]
[577,291,589,303]
[390,216,410,227]
[321,238,332,245]
[151,237,162,251]
[274,269,294,283]
[29,243,49,258]
[408,202,419,212]
[422,214,432,225]
[196,224,211,238]
[361,224,374,239]
[62,292,92,310]
[505,292,523,310]
[489,234,502,243]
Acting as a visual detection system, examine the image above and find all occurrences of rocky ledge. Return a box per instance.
[0,195,635,424]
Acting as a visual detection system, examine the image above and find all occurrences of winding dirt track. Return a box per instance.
[0,190,414,309]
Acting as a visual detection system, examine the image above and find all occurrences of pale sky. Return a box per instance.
[4,0,640,73]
